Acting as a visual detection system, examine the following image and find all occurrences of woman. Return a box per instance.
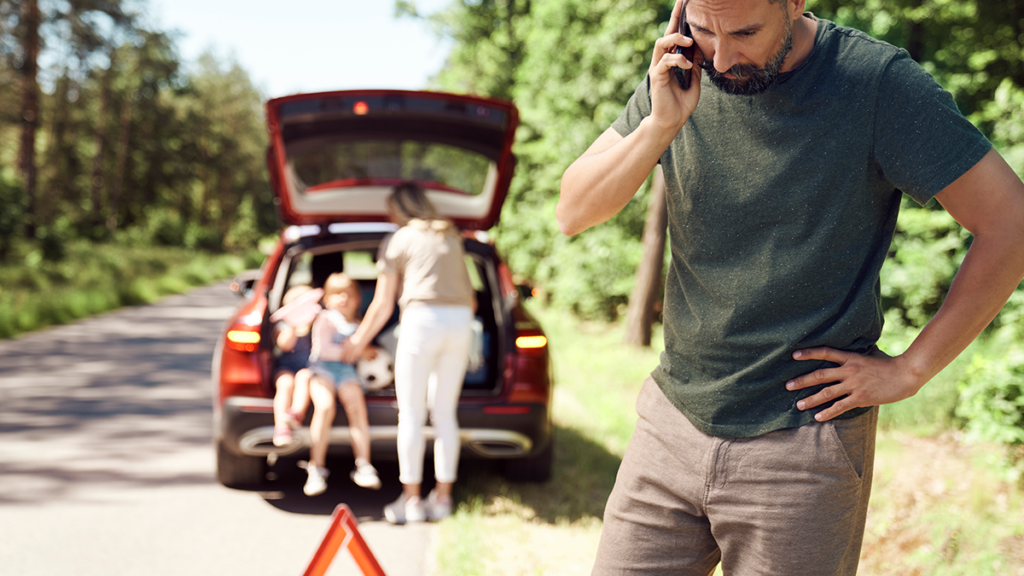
[341,183,475,524]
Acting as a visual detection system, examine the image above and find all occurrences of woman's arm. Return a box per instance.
[341,272,399,364]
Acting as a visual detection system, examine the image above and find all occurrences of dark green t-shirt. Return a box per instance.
[611,15,991,437]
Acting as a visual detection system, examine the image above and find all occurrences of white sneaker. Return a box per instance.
[383,494,426,525]
[426,490,453,522]
[300,462,329,496]
[350,460,382,490]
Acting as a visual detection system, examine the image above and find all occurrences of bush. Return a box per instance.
[147,210,187,247]
[956,338,1024,482]
[185,223,224,252]
[34,216,75,262]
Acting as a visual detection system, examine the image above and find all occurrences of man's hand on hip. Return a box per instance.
[787,346,925,422]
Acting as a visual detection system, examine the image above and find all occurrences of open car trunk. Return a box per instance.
[265,90,519,231]
[265,229,506,397]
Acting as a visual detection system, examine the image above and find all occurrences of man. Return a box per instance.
[558,0,1024,574]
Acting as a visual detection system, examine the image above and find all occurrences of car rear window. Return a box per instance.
[287,139,492,197]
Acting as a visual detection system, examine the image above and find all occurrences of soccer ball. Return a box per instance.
[357,348,394,390]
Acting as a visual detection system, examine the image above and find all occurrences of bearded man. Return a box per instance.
[559,0,1024,574]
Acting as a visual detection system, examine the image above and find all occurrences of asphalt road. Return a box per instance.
[0,282,435,576]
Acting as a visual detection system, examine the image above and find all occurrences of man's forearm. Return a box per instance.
[558,117,680,236]
[900,228,1024,386]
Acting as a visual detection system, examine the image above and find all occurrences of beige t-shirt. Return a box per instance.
[376,225,474,313]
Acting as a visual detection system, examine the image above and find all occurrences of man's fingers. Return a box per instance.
[792,346,854,363]
[665,0,685,37]
[653,34,695,61]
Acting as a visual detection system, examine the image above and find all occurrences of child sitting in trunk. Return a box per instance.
[271,285,319,447]
[301,272,382,496]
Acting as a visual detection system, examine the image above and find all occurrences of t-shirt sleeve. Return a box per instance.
[611,76,654,138]
[872,51,992,205]
[375,232,402,275]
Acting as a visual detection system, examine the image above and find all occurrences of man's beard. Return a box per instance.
[702,20,794,95]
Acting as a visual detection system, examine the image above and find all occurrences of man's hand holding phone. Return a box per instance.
[648,0,701,132]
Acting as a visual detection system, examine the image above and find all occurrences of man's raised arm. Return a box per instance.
[557,0,700,237]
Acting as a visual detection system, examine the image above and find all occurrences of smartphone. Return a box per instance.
[674,0,694,90]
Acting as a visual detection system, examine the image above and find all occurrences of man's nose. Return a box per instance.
[711,39,739,73]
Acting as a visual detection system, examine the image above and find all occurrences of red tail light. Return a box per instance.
[507,326,550,404]
[226,328,261,352]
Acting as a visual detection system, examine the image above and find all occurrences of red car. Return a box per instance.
[212,90,553,489]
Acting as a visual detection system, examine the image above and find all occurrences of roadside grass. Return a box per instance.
[0,239,262,339]
[435,303,1024,576]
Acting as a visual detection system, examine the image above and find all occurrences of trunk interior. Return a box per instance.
[265,233,505,398]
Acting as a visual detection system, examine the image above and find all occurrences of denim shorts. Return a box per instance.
[309,360,363,390]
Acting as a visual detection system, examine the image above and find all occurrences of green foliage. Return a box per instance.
[0,238,262,339]
[0,18,275,265]
[956,337,1024,482]
[417,0,668,319]
[880,198,971,329]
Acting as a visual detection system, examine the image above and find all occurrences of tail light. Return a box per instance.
[226,328,261,352]
[218,309,267,405]
[507,326,551,404]
[515,335,548,353]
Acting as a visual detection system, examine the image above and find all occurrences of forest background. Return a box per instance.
[1,0,1023,479]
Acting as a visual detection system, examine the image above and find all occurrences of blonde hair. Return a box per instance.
[386,183,455,235]
[282,284,313,305]
[322,272,359,298]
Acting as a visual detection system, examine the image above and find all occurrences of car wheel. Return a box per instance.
[501,441,553,483]
[216,441,267,489]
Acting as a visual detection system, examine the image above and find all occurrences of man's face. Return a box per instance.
[687,0,795,95]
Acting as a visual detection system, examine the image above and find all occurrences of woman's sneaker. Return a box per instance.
[426,490,453,522]
[383,494,427,525]
[349,460,382,490]
[300,462,329,496]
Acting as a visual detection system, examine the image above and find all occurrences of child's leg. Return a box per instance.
[291,368,312,421]
[337,380,371,464]
[273,371,296,426]
[308,374,337,468]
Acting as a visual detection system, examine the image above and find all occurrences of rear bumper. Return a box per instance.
[218,396,551,460]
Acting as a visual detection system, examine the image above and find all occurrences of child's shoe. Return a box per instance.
[383,494,426,525]
[300,462,329,496]
[349,459,382,490]
[272,423,293,447]
[426,490,453,521]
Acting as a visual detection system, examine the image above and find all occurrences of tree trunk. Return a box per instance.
[106,87,134,231]
[91,48,118,228]
[624,165,668,347]
[17,0,41,237]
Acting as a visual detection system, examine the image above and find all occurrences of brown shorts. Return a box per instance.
[592,377,877,576]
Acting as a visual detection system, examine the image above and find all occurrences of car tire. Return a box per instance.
[216,441,267,489]
[501,441,553,483]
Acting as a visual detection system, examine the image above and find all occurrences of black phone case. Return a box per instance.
[674,5,694,90]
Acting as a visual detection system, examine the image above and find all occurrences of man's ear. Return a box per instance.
[787,0,807,21]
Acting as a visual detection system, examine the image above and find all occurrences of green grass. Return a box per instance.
[435,303,1024,576]
[0,238,262,339]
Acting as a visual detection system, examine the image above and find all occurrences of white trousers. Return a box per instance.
[394,304,473,485]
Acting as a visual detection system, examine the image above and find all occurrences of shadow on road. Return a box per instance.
[452,424,623,524]
[259,458,438,522]
[0,284,237,505]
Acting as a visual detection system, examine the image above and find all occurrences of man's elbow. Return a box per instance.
[555,199,583,237]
